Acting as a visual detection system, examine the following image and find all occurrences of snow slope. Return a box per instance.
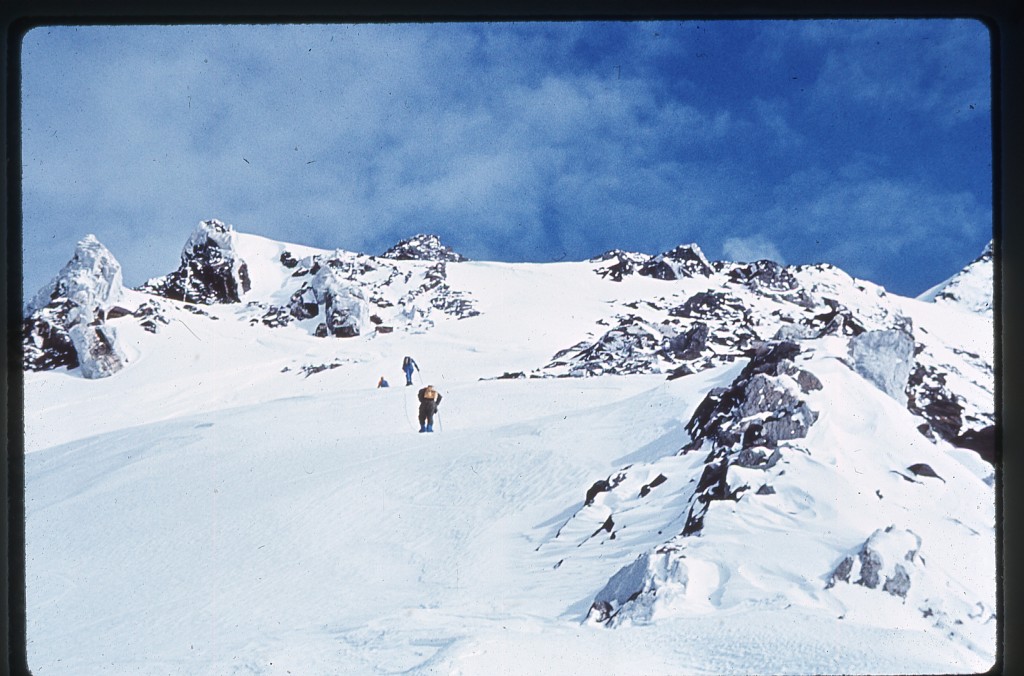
[22,225,997,675]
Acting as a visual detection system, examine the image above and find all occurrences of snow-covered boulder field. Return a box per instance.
[22,222,996,674]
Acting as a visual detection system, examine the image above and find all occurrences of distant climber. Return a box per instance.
[417,385,442,433]
[402,356,419,386]
[377,376,389,388]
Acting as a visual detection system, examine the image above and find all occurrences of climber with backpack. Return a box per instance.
[402,355,419,386]
[417,385,442,433]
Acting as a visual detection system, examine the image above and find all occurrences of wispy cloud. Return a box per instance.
[20,20,991,299]
[722,235,785,264]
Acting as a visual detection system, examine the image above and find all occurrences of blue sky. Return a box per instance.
[20,20,991,301]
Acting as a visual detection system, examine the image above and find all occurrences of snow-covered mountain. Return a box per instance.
[22,220,997,675]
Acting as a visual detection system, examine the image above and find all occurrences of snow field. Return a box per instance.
[23,233,996,674]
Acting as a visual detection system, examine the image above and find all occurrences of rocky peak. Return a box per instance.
[380,234,466,262]
[23,235,128,377]
[139,219,251,304]
[27,234,124,316]
[638,243,713,280]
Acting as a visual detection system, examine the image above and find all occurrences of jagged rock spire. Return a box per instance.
[139,219,252,304]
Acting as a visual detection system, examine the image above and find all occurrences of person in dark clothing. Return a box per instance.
[402,356,419,386]
[417,385,442,432]
[377,376,389,388]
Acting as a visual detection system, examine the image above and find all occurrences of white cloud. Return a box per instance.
[722,235,785,264]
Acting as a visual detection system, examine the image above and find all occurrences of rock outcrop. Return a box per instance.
[638,244,714,280]
[826,526,922,599]
[140,219,251,304]
[22,235,128,377]
[848,326,915,405]
[380,234,466,262]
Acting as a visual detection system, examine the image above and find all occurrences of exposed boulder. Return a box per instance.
[826,526,921,599]
[848,327,915,405]
[381,234,466,262]
[68,322,127,379]
[140,219,251,304]
[310,262,372,337]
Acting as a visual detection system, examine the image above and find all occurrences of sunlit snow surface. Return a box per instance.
[24,234,995,675]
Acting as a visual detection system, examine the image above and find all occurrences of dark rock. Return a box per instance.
[806,299,866,337]
[497,371,526,380]
[133,301,171,333]
[856,547,883,589]
[548,321,661,377]
[639,244,713,280]
[740,341,801,379]
[955,425,996,464]
[795,369,823,393]
[585,480,611,506]
[22,311,78,371]
[381,234,466,262]
[280,251,299,268]
[288,285,320,320]
[639,474,667,497]
[588,600,614,623]
[883,564,911,598]
[140,220,251,304]
[670,291,745,321]
[257,306,293,328]
[592,515,615,537]
[826,556,854,588]
[664,322,709,361]
[907,463,945,482]
[728,260,800,291]
[595,252,640,282]
[756,484,776,495]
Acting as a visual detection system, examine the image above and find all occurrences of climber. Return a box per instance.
[402,355,419,386]
[417,385,442,433]
[377,376,389,388]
